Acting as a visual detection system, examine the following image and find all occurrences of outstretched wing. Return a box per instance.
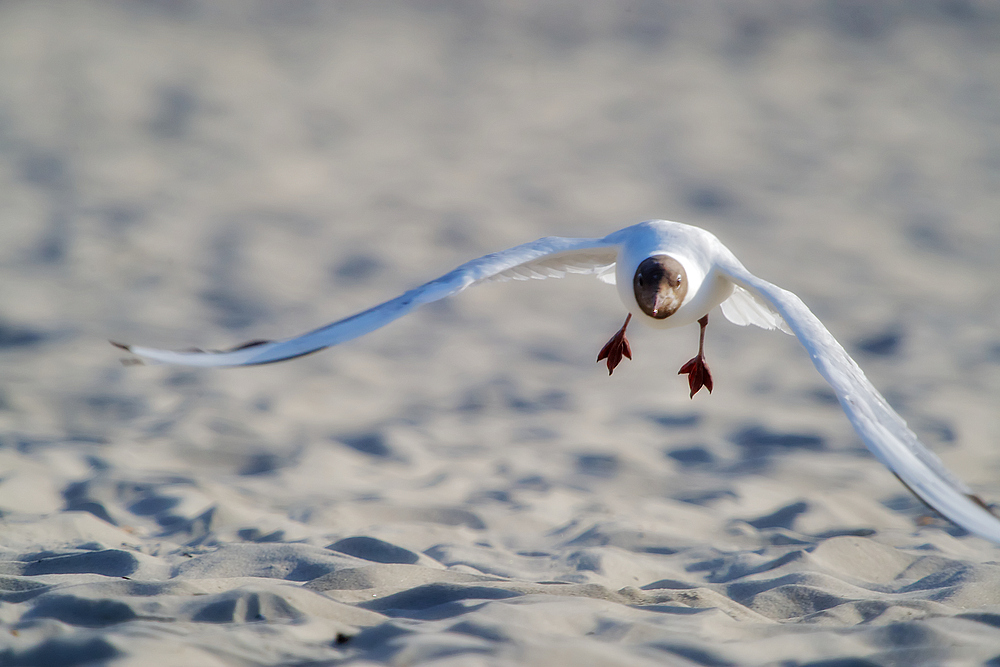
[115,236,619,367]
[720,284,792,334]
[716,256,1000,543]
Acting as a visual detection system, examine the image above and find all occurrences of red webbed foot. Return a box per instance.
[678,354,713,398]
[597,313,632,375]
[678,314,713,398]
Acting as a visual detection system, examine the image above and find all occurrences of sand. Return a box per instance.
[2,1,1000,665]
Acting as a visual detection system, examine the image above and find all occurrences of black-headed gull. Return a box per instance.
[114,220,1000,543]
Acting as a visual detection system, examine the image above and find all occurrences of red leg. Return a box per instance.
[678,314,713,398]
[597,313,633,375]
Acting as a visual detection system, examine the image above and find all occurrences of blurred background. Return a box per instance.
[1,0,999,529]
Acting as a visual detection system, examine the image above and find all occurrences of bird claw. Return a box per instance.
[678,354,713,398]
[597,314,633,375]
[597,330,632,375]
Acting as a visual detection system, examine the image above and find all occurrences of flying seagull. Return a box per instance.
[114,219,1000,543]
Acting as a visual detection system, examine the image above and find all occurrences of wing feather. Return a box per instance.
[118,236,619,368]
[485,248,617,283]
[720,284,792,334]
[716,255,1000,543]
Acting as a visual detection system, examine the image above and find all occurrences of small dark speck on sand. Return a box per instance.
[855,328,903,357]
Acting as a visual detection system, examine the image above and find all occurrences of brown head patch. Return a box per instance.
[633,255,687,319]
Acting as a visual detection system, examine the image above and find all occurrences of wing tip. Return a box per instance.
[228,339,273,352]
[110,340,146,366]
[969,493,1000,518]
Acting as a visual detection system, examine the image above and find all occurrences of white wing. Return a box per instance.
[485,246,616,283]
[115,236,619,367]
[721,284,792,334]
[716,256,1000,543]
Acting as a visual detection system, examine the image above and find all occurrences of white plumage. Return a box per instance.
[116,220,1000,543]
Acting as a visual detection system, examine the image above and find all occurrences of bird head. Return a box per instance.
[633,255,687,319]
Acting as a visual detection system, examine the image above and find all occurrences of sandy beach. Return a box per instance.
[2,2,1000,664]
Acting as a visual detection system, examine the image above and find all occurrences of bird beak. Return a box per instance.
[652,291,672,317]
